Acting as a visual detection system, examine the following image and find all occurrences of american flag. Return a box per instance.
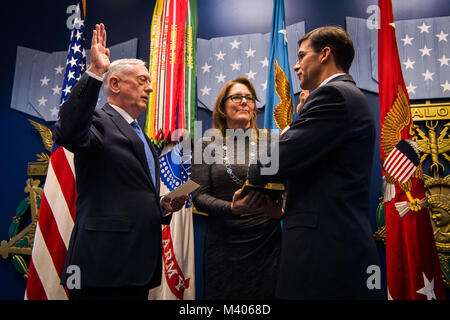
[383,139,420,184]
[25,4,85,300]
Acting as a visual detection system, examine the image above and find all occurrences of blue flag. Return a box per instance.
[264,0,296,132]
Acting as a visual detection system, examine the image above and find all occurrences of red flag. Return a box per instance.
[378,0,445,300]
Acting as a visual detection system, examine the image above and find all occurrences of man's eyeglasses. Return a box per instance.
[226,94,256,105]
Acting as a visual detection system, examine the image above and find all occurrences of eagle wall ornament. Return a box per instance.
[273,58,294,132]
[381,86,427,217]
[0,120,51,276]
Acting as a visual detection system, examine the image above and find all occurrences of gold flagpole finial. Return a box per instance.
[82,0,86,20]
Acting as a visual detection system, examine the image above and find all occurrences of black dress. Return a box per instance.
[191,136,281,300]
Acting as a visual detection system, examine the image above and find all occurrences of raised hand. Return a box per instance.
[87,23,110,77]
[296,89,309,114]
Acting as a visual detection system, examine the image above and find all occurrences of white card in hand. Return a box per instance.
[165,179,200,198]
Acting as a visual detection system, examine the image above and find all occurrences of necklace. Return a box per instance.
[222,140,257,186]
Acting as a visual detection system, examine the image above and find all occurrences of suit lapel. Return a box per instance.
[103,104,157,192]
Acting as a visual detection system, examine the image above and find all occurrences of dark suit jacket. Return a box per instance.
[249,74,382,299]
[54,73,170,288]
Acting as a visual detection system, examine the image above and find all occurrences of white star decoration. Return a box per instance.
[402,58,416,70]
[38,96,48,106]
[230,60,241,71]
[245,48,256,57]
[401,34,414,46]
[54,65,64,74]
[406,82,417,95]
[437,55,450,67]
[344,16,450,100]
[50,106,59,118]
[260,57,269,68]
[195,22,306,111]
[216,72,226,83]
[435,30,448,42]
[201,62,211,73]
[422,69,435,81]
[419,45,432,57]
[417,22,431,33]
[229,39,241,49]
[40,76,50,86]
[52,85,62,95]
[200,85,211,96]
[261,81,267,91]
[441,80,450,92]
[215,51,226,61]
[245,69,257,80]
[416,273,436,300]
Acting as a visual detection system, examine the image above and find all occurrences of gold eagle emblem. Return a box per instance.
[273,58,294,132]
[28,119,53,153]
[380,86,424,215]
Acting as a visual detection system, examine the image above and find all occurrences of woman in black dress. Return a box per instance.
[191,77,283,300]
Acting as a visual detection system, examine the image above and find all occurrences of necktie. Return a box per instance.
[131,121,156,185]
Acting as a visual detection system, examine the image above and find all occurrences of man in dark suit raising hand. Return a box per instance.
[54,23,189,300]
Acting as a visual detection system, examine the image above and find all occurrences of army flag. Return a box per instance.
[378,0,445,300]
[146,0,196,143]
[264,0,295,132]
[146,0,197,300]
[184,0,197,136]
[148,144,195,300]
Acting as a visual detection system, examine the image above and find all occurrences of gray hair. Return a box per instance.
[103,58,147,92]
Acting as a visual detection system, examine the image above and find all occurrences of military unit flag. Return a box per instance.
[378,0,445,300]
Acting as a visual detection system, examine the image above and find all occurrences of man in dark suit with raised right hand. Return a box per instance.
[54,23,189,300]
[250,26,383,299]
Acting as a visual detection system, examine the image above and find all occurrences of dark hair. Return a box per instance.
[298,26,355,73]
[212,77,259,136]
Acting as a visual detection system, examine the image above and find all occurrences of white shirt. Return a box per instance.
[109,104,135,124]
[318,73,346,88]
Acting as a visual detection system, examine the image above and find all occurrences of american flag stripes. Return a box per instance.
[26,4,85,300]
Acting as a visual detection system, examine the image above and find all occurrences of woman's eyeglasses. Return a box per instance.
[225,94,256,105]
